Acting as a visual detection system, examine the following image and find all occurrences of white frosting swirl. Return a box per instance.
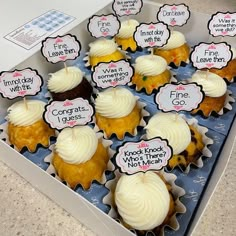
[161,31,186,50]
[55,126,98,164]
[134,55,168,76]
[48,66,83,93]
[7,100,45,126]
[145,113,191,155]
[190,70,227,97]
[89,39,118,57]
[115,172,170,230]
[116,19,139,38]
[95,87,136,118]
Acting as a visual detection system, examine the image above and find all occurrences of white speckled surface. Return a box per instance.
[1,1,236,236]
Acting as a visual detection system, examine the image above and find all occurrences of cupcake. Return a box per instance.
[145,112,205,171]
[112,171,185,235]
[48,66,93,101]
[52,126,110,189]
[7,100,55,152]
[208,47,236,82]
[190,70,227,117]
[94,87,142,139]
[153,31,190,67]
[114,19,139,52]
[87,39,126,68]
[131,54,171,94]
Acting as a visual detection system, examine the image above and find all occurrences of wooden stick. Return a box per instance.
[23,97,28,110]
[64,62,68,73]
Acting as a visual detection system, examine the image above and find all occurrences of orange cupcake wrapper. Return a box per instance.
[191,90,235,117]
[0,119,56,153]
[44,129,115,189]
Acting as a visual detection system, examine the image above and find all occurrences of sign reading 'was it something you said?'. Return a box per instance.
[43,98,94,130]
[92,60,134,88]
[155,83,204,112]
[41,34,81,63]
[208,12,236,37]
[0,68,43,99]
[88,14,120,38]
[134,22,170,48]
[190,42,232,69]
[115,139,172,175]
[112,0,143,17]
[157,4,190,26]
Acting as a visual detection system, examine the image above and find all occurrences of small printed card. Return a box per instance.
[155,83,204,112]
[0,68,43,99]
[41,34,81,63]
[43,98,94,130]
[157,4,190,26]
[115,138,172,175]
[134,22,170,48]
[208,12,236,37]
[92,60,134,88]
[88,14,120,38]
[4,10,75,50]
[190,42,232,69]
[112,0,143,17]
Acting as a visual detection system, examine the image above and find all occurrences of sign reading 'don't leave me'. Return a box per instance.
[157,4,190,27]
[41,34,81,64]
[0,68,43,99]
[115,138,172,175]
[43,98,94,130]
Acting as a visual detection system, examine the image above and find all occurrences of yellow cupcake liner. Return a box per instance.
[83,47,130,71]
[93,95,150,140]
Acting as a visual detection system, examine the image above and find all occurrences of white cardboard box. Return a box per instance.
[0,1,235,236]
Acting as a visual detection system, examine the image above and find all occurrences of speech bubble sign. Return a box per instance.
[155,83,204,112]
[208,12,236,37]
[92,60,134,88]
[41,34,81,63]
[134,22,170,48]
[43,98,94,130]
[157,4,190,27]
[115,138,173,175]
[88,14,120,38]
[112,0,143,17]
[0,68,43,99]
[190,42,232,69]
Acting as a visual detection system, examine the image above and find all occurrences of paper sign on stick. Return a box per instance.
[157,4,190,27]
[41,34,81,63]
[0,68,43,99]
[208,12,236,37]
[92,60,134,88]
[43,98,94,130]
[115,138,172,175]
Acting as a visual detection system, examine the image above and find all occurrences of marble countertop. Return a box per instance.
[0,0,236,236]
